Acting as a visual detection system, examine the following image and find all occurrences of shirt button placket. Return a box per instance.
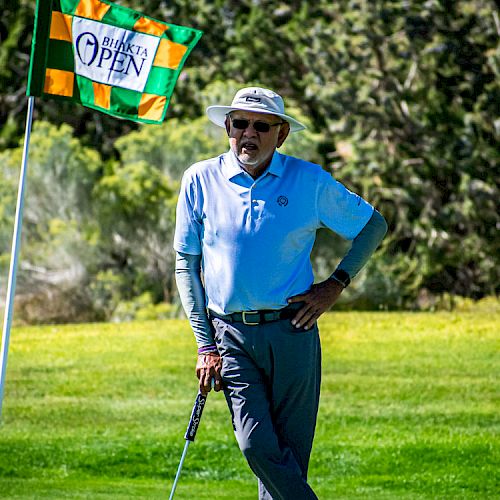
[249,188,256,219]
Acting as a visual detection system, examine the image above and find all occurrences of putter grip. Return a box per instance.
[184,392,207,441]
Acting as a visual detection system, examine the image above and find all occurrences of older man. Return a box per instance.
[174,87,387,499]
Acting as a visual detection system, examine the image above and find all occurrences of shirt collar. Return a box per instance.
[267,151,285,177]
[222,150,285,180]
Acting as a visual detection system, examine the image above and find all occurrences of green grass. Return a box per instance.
[0,312,498,499]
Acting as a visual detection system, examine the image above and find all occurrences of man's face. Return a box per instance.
[226,111,289,171]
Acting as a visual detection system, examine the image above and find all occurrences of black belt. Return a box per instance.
[208,303,300,326]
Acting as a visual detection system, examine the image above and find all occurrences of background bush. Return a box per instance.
[0,0,498,321]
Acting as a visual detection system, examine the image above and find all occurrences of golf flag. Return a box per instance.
[27,0,202,124]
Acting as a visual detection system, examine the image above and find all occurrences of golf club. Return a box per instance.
[168,381,213,499]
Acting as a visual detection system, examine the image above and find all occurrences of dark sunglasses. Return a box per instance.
[230,117,285,133]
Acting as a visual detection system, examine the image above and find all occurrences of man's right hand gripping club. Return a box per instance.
[196,352,223,395]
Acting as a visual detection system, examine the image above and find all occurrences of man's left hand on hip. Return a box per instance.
[287,278,345,330]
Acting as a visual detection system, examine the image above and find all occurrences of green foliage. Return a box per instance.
[110,292,176,322]
[115,117,227,181]
[87,269,127,320]
[94,148,179,307]
[0,1,33,149]
[0,312,498,497]
[0,122,101,304]
[0,121,182,320]
[316,0,500,302]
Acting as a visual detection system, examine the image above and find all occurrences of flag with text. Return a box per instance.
[27,0,202,124]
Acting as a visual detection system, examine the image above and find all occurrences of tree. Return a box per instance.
[0,121,102,321]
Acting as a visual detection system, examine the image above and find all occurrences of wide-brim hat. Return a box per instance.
[206,87,306,133]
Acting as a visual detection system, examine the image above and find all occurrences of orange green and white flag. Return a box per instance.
[27,0,202,124]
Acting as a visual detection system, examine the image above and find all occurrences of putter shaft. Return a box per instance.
[168,440,190,500]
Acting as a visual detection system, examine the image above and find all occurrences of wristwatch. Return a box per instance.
[330,269,351,288]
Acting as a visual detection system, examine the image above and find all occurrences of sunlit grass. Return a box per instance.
[0,312,498,498]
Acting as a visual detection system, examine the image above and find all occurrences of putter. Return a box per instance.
[168,381,213,499]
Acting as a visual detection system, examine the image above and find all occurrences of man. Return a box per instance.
[174,87,387,499]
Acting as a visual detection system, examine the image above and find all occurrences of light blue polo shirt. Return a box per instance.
[174,151,373,315]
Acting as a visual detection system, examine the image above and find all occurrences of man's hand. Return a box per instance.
[287,278,345,330]
[196,352,223,395]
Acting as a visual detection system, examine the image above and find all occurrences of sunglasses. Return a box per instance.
[230,117,285,133]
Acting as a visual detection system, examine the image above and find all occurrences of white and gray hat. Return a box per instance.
[206,87,306,133]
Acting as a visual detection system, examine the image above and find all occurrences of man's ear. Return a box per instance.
[277,122,290,148]
[224,116,231,136]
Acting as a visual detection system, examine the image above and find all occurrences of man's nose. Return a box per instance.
[242,123,258,136]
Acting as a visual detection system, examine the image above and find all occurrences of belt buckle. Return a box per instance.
[242,311,260,325]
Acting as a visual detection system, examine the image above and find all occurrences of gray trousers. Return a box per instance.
[212,316,321,500]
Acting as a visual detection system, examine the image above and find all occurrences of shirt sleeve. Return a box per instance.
[175,252,215,348]
[316,169,374,240]
[173,169,203,255]
[335,209,388,279]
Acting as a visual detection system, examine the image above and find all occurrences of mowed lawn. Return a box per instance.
[0,312,498,499]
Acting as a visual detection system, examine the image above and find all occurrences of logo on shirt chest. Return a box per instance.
[277,195,288,207]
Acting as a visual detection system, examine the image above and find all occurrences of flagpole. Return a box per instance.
[0,96,36,421]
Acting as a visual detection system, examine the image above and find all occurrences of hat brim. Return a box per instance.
[206,105,306,133]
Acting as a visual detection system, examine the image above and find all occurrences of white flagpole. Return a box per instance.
[0,96,36,421]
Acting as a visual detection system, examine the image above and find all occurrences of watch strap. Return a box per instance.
[330,269,351,288]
